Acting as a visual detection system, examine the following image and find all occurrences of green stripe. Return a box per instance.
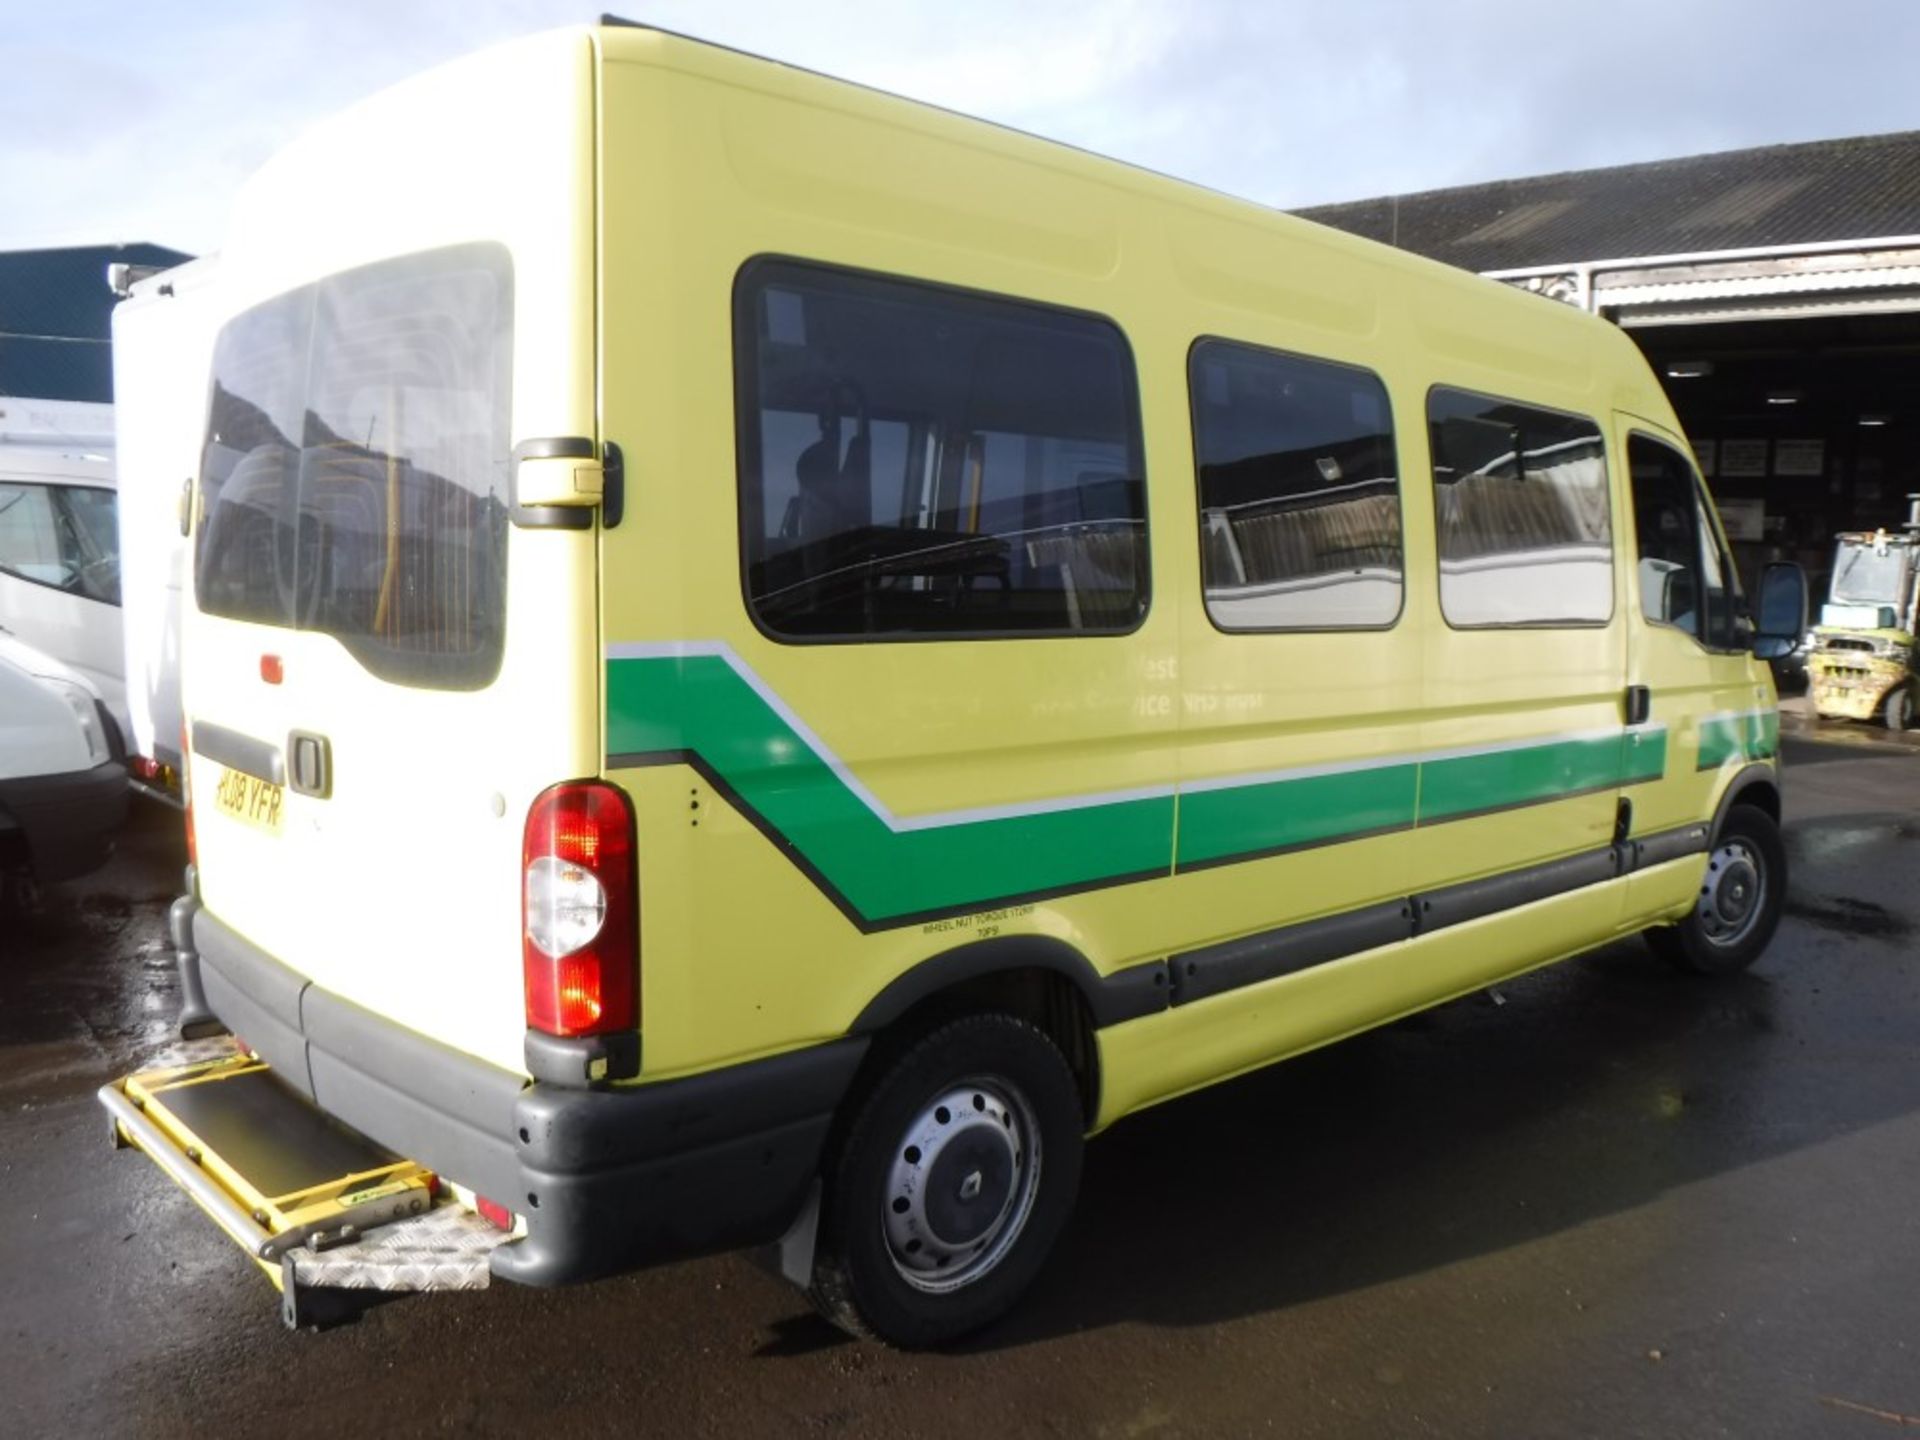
[1178,764,1417,867]
[1420,727,1668,823]
[1697,709,1778,771]
[607,652,1678,925]
[607,654,1172,923]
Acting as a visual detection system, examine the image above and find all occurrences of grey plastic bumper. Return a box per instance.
[0,759,128,882]
[184,905,867,1287]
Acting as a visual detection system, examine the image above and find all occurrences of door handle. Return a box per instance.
[287,731,332,799]
[1624,685,1651,726]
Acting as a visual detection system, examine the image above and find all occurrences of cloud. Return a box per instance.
[3,0,1916,254]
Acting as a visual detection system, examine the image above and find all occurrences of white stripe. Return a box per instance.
[608,640,1674,829]
[607,640,1176,831]
[1697,706,1773,730]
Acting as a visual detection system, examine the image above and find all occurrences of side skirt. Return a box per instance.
[1164,824,1708,1008]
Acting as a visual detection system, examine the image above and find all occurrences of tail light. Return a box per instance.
[522,782,637,1038]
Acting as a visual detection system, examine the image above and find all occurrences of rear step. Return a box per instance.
[100,1037,511,1329]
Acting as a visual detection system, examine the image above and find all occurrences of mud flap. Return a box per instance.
[100,1038,510,1329]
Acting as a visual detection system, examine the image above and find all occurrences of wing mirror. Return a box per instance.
[1751,562,1808,660]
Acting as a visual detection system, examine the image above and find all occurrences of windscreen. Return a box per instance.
[194,243,512,689]
[0,481,119,604]
[1830,541,1910,607]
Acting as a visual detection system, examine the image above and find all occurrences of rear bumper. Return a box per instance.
[185,904,866,1286]
[0,760,128,882]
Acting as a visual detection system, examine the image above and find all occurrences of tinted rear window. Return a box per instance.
[195,243,512,689]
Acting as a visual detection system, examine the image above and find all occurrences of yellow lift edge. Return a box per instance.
[101,1038,508,1328]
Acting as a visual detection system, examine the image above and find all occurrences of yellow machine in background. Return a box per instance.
[1808,498,1920,729]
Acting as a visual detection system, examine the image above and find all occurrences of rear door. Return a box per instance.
[182,30,601,1077]
[185,243,592,1075]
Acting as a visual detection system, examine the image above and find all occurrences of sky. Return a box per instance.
[5,0,1920,256]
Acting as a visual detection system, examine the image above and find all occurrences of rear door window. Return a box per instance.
[195,243,512,689]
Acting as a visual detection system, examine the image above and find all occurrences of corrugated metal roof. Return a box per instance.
[0,242,192,404]
[1603,264,1920,307]
[1296,131,1920,273]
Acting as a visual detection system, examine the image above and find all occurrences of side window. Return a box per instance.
[736,261,1148,639]
[1189,339,1402,630]
[1628,435,1702,637]
[0,482,120,604]
[1427,388,1612,627]
[1627,433,1746,649]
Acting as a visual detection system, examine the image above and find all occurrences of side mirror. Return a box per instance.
[1752,562,1808,659]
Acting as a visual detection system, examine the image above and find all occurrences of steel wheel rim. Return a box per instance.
[881,1078,1042,1295]
[1698,838,1765,948]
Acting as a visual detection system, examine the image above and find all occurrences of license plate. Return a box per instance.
[214,767,284,834]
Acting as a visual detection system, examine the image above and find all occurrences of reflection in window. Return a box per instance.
[1189,340,1401,630]
[1428,388,1612,627]
[195,243,512,689]
[1692,480,1744,648]
[737,262,1148,638]
[1628,433,1745,648]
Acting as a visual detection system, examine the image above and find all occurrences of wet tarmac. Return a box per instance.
[4,724,1918,1439]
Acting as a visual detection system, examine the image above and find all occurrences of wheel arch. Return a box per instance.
[849,935,1168,1125]
[1711,761,1781,839]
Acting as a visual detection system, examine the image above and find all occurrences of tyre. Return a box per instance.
[1886,686,1912,732]
[1645,803,1786,975]
[807,1013,1084,1348]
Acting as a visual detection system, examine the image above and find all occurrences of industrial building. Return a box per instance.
[1301,130,1920,594]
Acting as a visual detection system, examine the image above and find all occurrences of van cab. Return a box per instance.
[105,21,1805,1345]
[0,443,127,747]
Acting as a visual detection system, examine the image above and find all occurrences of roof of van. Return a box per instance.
[591,22,1628,340]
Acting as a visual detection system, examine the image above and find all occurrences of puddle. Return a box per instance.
[1784,893,1912,940]
[1786,817,1920,867]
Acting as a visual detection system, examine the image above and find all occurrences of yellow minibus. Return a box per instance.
[104,20,1808,1344]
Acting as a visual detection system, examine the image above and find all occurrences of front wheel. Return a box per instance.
[1886,685,1912,732]
[1646,803,1786,975]
[807,1014,1085,1347]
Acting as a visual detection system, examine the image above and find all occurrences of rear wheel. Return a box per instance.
[807,1013,1084,1348]
[1646,803,1786,975]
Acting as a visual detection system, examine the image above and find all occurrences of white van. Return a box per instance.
[0,443,128,749]
[110,255,225,796]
